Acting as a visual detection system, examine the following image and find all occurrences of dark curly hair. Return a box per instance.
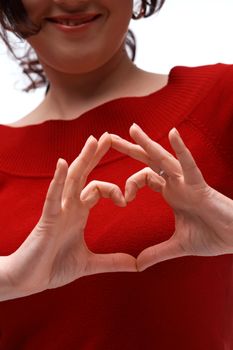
[0,0,165,93]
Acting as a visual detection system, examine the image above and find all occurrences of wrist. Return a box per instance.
[0,255,16,302]
[0,255,37,302]
[198,187,233,253]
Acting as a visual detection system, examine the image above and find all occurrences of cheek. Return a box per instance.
[21,0,49,23]
[105,2,133,54]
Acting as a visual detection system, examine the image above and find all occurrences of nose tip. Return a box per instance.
[53,0,88,6]
[52,0,90,15]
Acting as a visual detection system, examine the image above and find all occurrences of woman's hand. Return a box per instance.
[111,124,233,271]
[3,133,137,301]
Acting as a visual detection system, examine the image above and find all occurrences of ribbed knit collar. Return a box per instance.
[0,64,226,177]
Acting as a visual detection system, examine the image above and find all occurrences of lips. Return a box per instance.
[46,14,101,27]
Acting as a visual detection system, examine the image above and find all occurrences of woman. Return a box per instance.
[0,0,232,349]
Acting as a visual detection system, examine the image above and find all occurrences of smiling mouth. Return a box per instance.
[46,14,101,27]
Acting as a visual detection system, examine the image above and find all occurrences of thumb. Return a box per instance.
[85,252,138,275]
[136,236,188,271]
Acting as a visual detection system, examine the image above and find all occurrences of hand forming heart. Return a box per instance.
[3,133,136,301]
[110,124,233,271]
[3,123,233,301]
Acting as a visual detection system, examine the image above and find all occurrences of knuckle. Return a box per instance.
[126,176,136,185]
[184,162,197,172]
[147,140,154,153]
[126,178,139,190]
[77,154,89,167]
[175,148,185,156]
[88,180,98,188]
[160,155,169,165]
[45,194,57,203]
[62,196,74,210]
[109,185,119,197]
[53,175,65,185]
[68,174,80,186]
[146,173,154,186]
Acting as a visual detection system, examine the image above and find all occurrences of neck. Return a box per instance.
[39,46,140,120]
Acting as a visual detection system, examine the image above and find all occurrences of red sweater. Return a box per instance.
[0,63,232,350]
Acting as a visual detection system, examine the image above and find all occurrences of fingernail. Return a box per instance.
[80,192,88,201]
[132,123,139,128]
[114,191,125,207]
[56,158,63,170]
[111,134,121,140]
[116,191,124,200]
[125,188,133,202]
[99,132,109,139]
[87,135,97,142]
[172,128,180,137]
[125,188,129,200]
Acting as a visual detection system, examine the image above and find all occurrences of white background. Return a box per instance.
[0,0,232,124]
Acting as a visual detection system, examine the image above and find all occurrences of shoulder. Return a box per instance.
[171,62,233,77]
[170,63,233,91]
[167,63,233,112]
[179,64,233,167]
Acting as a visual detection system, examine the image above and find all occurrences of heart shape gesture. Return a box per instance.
[1,134,136,301]
[2,124,233,301]
[110,123,233,271]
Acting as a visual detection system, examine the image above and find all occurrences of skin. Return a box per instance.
[0,133,137,301]
[11,0,168,125]
[1,0,150,300]
[1,1,232,300]
[110,124,233,271]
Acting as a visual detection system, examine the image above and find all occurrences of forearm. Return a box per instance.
[199,187,233,253]
[0,256,13,301]
[0,255,25,302]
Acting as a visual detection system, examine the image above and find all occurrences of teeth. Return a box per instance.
[57,19,90,26]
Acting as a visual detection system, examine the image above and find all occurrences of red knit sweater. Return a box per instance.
[0,63,232,350]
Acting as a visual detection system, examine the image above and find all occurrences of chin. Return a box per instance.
[38,47,120,75]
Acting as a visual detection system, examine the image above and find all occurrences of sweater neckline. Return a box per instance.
[0,64,225,177]
[3,69,172,130]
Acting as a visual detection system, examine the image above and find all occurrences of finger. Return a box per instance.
[85,132,112,174]
[86,251,137,274]
[66,132,112,199]
[110,134,150,164]
[80,181,126,209]
[129,123,182,176]
[124,167,165,202]
[168,128,206,186]
[136,236,189,271]
[41,158,68,221]
[62,136,98,204]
